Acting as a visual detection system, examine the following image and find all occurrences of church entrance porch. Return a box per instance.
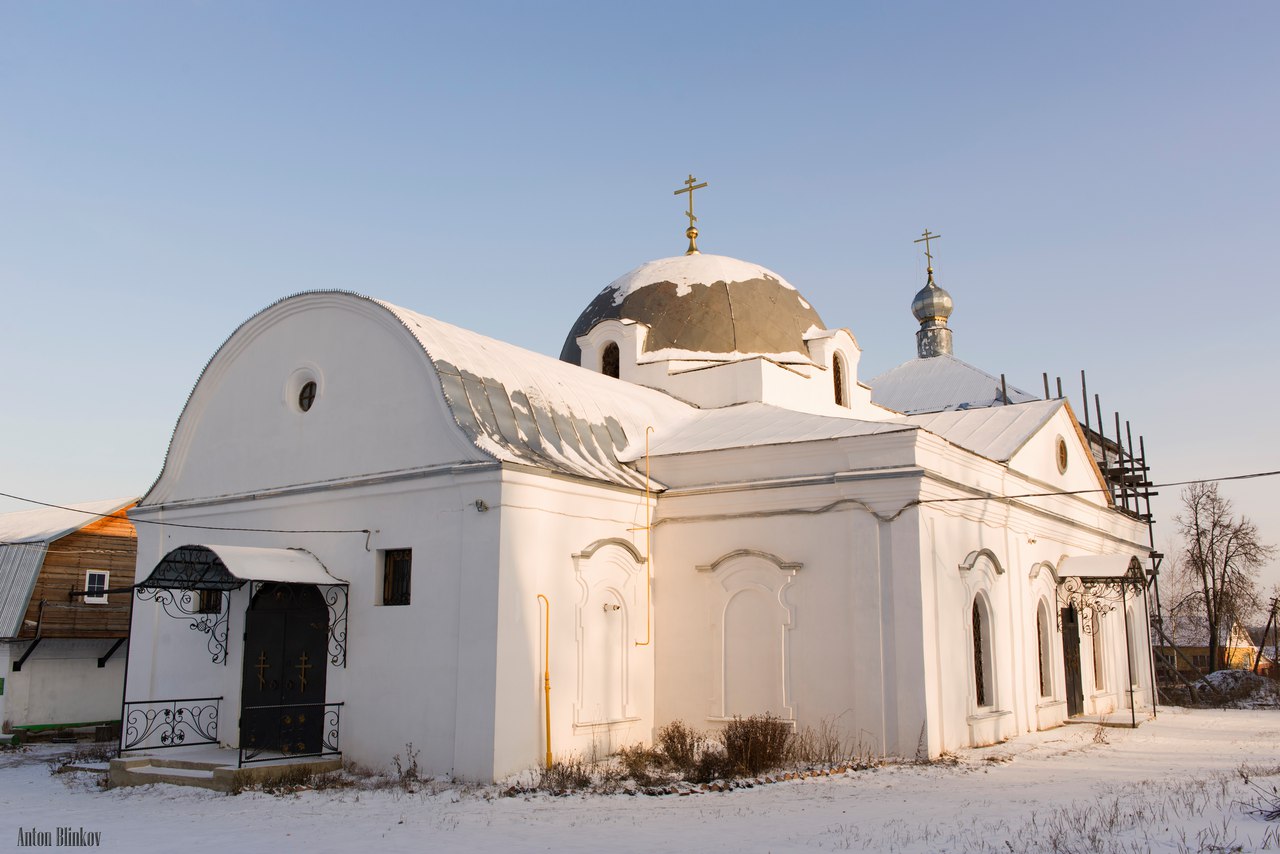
[120,545,348,769]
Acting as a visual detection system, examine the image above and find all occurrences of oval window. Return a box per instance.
[299,381,318,413]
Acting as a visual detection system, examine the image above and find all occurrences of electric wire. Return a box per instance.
[0,490,370,546]
[1,467,1277,546]
[915,468,1280,506]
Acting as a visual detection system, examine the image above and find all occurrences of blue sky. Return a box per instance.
[2,2,1277,580]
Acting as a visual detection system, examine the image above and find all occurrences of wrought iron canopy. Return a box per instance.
[1058,554,1146,585]
[138,544,346,590]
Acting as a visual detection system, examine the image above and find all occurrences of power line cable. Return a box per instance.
[1,467,1277,544]
[916,468,1280,506]
[0,491,370,544]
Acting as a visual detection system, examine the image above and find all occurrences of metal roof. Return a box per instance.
[904,399,1063,462]
[869,353,1040,415]
[633,403,914,458]
[379,299,694,490]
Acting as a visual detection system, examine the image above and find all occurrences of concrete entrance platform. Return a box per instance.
[109,745,340,792]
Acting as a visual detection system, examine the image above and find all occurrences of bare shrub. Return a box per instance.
[689,745,734,784]
[615,743,663,786]
[722,714,792,776]
[792,720,842,766]
[538,753,591,793]
[391,742,421,783]
[656,720,701,771]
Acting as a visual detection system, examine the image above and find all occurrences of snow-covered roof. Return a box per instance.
[1158,619,1255,650]
[904,399,1063,462]
[0,497,135,638]
[137,544,345,589]
[603,254,801,303]
[628,398,1063,469]
[869,353,1040,415]
[0,498,135,545]
[380,300,694,489]
[1057,554,1143,579]
[630,403,915,458]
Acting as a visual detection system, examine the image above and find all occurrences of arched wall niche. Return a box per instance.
[571,540,644,727]
[697,549,802,721]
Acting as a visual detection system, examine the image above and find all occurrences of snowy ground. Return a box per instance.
[6,708,1280,853]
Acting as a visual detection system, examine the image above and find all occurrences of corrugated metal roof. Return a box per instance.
[633,403,914,458]
[0,543,48,638]
[869,354,1039,415]
[0,498,135,638]
[905,399,1062,462]
[379,300,695,489]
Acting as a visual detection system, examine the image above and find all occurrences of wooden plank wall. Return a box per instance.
[18,507,137,638]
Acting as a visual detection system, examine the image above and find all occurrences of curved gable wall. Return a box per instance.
[143,292,488,506]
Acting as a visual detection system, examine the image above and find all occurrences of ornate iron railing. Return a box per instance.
[120,697,221,752]
[237,701,343,767]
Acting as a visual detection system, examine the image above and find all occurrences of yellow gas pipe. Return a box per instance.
[536,593,551,769]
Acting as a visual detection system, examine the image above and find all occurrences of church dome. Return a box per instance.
[911,279,953,322]
[560,254,826,364]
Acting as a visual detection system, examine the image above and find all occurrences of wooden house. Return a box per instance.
[1154,619,1258,685]
[0,498,137,735]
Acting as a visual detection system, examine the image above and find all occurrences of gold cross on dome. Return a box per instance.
[914,229,942,269]
[673,174,709,255]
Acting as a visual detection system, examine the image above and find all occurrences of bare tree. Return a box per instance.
[1174,482,1275,671]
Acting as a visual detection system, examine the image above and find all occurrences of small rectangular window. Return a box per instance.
[383,549,412,606]
[85,571,109,604]
[197,589,223,614]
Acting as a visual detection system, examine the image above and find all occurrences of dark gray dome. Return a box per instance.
[560,254,826,364]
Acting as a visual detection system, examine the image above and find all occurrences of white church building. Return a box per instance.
[118,217,1155,782]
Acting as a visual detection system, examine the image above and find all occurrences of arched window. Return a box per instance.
[833,353,848,407]
[972,597,994,707]
[1037,601,1052,697]
[601,342,620,379]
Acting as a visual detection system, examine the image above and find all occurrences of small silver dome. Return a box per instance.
[911,279,954,323]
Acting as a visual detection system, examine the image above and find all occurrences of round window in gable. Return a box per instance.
[1056,436,1069,474]
[285,366,323,414]
[299,381,318,412]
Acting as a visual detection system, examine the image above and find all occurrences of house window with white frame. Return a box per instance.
[84,570,109,604]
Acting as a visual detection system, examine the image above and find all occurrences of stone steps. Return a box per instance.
[109,754,341,792]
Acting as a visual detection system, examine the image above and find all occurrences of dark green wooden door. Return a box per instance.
[1061,605,1084,717]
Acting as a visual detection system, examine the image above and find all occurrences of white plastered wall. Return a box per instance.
[576,320,893,420]
[490,468,654,779]
[1,639,127,728]
[651,436,930,760]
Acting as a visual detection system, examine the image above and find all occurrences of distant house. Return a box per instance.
[0,499,137,734]
[1154,619,1258,684]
